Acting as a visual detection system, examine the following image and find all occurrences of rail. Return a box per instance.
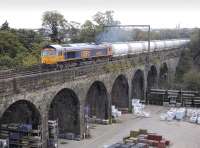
[0,48,182,97]
[0,56,134,97]
[0,47,181,80]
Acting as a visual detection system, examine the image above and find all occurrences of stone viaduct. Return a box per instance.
[0,48,182,147]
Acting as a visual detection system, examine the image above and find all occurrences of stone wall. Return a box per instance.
[0,48,181,147]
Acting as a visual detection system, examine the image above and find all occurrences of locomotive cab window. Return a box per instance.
[41,50,49,56]
[66,51,76,58]
[41,49,56,56]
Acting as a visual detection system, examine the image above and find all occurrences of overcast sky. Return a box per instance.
[0,0,200,29]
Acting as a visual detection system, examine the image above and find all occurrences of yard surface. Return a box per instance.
[59,105,200,148]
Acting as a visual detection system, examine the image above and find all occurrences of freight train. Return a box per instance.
[41,39,190,69]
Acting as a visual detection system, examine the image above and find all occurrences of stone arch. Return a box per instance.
[0,100,41,129]
[159,62,169,88]
[131,69,145,100]
[48,88,80,134]
[111,74,129,109]
[85,81,110,120]
[147,65,158,91]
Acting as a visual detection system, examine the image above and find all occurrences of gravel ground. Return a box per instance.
[58,105,200,148]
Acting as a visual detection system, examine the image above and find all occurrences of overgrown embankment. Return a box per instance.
[175,29,200,90]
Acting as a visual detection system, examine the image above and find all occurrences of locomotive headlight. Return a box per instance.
[41,57,46,64]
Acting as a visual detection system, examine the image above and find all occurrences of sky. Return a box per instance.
[0,0,200,29]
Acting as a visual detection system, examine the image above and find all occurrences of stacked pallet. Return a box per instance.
[48,120,58,148]
[107,129,170,148]
[0,123,42,148]
[58,132,81,141]
[88,117,110,125]
[0,138,9,148]
[148,89,200,107]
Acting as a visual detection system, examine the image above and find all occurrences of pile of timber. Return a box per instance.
[148,89,200,107]
[0,123,42,148]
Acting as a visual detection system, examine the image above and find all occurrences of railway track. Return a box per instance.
[0,47,182,80]
[0,65,49,80]
[0,58,122,80]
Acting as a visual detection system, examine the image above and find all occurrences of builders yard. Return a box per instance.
[59,105,200,148]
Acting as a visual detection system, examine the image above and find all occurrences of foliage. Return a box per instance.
[0,55,14,69]
[190,29,200,61]
[174,29,200,90]
[93,11,121,43]
[183,70,200,90]
[22,53,39,67]
[175,49,193,82]
[0,22,45,69]
[68,21,81,43]
[0,30,27,58]
[93,10,120,26]
[1,20,10,31]
[13,29,43,50]
[79,20,96,42]
[42,10,69,43]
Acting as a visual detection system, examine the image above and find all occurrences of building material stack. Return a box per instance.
[0,138,9,148]
[88,117,110,125]
[107,129,170,148]
[160,107,200,124]
[48,120,58,148]
[0,123,42,148]
[149,89,200,107]
[132,99,150,118]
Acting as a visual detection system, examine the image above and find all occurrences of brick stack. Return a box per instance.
[122,129,170,148]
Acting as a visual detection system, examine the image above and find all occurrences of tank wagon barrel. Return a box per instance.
[111,39,190,57]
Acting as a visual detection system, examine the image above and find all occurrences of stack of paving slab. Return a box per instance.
[186,108,200,124]
[160,108,186,121]
[0,138,9,148]
[160,107,200,124]
[132,99,150,118]
[105,129,170,148]
[112,105,122,118]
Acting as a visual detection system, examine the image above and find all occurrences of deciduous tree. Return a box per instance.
[42,11,69,43]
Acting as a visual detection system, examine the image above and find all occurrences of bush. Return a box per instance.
[183,70,200,90]
[22,53,40,67]
[175,49,193,82]
[0,55,14,69]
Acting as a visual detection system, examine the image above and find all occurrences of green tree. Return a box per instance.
[0,31,27,58]
[68,21,81,43]
[1,20,9,31]
[93,10,120,35]
[183,70,200,90]
[0,55,14,69]
[93,10,120,26]
[190,29,200,60]
[13,29,43,50]
[93,10,120,42]
[42,11,69,43]
[175,49,193,82]
[79,20,96,42]
[22,53,40,67]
